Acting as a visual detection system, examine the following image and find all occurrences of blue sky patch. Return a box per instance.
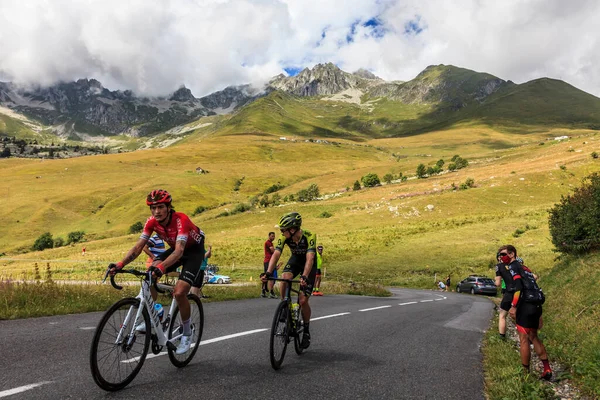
[284,67,303,76]
[404,15,425,36]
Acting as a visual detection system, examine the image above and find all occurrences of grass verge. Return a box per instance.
[0,279,389,320]
[483,312,557,400]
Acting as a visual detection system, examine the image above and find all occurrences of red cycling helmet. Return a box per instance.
[146,189,172,206]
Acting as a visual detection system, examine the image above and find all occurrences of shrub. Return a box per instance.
[192,206,207,216]
[233,177,245,191]
[264,183,285,194]
[232,203,251,214]
[67,231,85,244]
[592,152,598,159]
[128,222,144,234]
[383,173,394,184]
[33,232,54,251]
[318,211,333,218]
[416,164,427,178]
[353,180,361,191]
[53,237,65,248]
[297,183,320,202]
[436,159,445,168]
[549,173,600,254]
[361,173,381,187]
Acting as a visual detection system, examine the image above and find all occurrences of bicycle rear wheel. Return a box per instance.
[90,298,151,391]
[293,305,305,355]
[167,294,204,367]
[269,301,290,370]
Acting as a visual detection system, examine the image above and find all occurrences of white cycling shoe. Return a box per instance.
[176,335,192,355]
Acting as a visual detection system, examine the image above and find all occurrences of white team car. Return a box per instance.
[204,271,231,284]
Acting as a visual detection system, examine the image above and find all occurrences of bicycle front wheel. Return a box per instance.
[269,300,290,370]
[167,294,204,368]
[90,297,151,391]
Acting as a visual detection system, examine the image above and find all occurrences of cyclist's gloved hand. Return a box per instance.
[108,261,124,276]
[260,271,271,283]
[300,275,308,287]
[150,263,166,280]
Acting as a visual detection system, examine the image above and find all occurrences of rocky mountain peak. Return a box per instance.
[169,86,196,102]
[353,68,380,80]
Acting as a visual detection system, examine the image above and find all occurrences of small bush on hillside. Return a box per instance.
[559,165,567,171]
[33,232,54,251]
[383,173,394,184]
[592,152,598,159]
[233,177,245,191]
[436,159,445,168]
[264,183,285,194]
[128,222,144,234]
[67,231,85,244]
[416,164,427,178]
[361,173,381,187]
[232,203,251,214]
[318,211,333,218]
[353,180,361,191]
[53,237,65,248]
[192,205,207,216]
[296,184,320,202]
[459,178,475,190]
[549,173,600,254]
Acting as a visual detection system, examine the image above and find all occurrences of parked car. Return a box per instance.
[456,276,497,296]
[204,271,231,284]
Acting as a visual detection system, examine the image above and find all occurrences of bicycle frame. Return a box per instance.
[109,270,182,348]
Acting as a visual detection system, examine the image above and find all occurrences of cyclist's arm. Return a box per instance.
[303,251,315,278]
[267,249,282,274]
[495,276,502,287]
[511,273,523,308]
[121,238,148,266]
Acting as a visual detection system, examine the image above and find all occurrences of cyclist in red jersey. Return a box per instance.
[109,189,205,355]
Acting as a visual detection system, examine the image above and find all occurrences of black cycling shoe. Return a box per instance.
[301,332,311,349]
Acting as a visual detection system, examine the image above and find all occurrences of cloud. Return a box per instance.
[1,0,600,97]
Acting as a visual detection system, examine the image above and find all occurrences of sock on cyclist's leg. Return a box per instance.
[303,322,310,333]
[182,318,192,336]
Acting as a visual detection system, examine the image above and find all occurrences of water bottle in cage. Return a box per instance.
[154,303,164,322]
[291,303,299,328]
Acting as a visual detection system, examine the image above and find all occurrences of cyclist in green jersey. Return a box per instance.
[261,212,317,349]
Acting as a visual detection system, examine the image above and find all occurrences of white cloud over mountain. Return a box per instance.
[1,0,599,97]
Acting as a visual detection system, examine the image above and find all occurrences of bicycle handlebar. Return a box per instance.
[104,268,164,293]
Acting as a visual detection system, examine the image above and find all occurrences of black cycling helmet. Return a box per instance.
[277,212,302,230]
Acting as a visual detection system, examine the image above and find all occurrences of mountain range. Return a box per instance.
[1,63,600,143]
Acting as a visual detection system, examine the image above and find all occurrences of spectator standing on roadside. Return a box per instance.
[191,245,211,299]
[262,232,277,298]
[445,275,450,292]
[143,233,166,268]
[313,245,324,296]
[500,245,552,380]
[495,251,514,339]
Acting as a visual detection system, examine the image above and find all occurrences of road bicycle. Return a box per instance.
[268,278,306,370]
[89,268,204,391]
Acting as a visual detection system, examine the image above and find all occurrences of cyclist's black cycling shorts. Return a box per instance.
[282,255,317,295]
[516,302,542,330]
[155,246,205,288]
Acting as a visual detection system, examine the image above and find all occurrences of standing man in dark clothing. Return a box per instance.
[262,232,277,298]
[500,245,552,380]
[495,252,514,339]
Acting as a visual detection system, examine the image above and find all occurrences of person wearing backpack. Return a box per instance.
[499,245,552,380]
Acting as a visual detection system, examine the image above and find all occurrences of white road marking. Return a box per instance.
[0,381,52,398]
[398,301,418,306]
[420,300,434,303]
[311,312,351,321]
[122,328,268,363]
[79,327,96,330]
[359,305,392,312]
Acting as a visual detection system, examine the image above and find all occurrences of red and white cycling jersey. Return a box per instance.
[140,211,204,250]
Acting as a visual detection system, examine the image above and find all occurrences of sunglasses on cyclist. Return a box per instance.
[498,252,508,257]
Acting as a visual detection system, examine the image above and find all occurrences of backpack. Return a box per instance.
[519,265,545,305]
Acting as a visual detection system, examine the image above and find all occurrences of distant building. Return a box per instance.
[554,136,569,141]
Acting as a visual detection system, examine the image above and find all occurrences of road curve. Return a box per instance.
[0,288,493,399]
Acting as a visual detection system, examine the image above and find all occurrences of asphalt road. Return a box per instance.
[0,288,493,400]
